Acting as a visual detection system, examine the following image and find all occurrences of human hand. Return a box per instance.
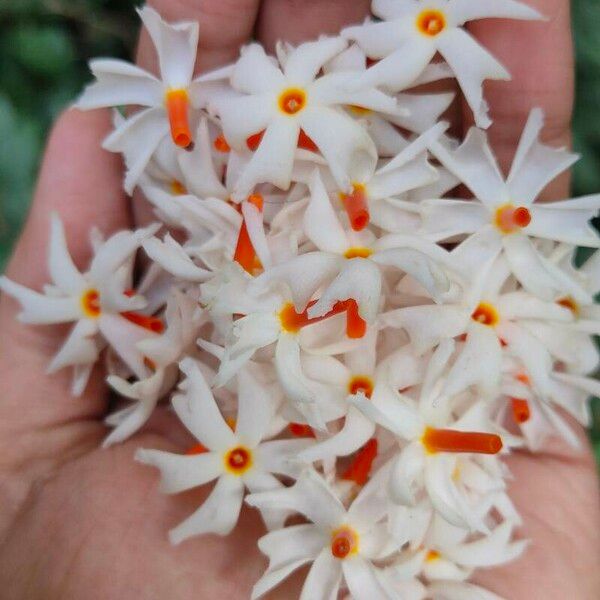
[0,1,598,599]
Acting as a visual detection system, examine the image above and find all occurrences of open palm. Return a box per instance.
[0,1,599,599]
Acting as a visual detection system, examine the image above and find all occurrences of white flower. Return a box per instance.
[423,109,600,300]
[343,0,542,127]
[252,170,458,339]
[298,334,423,464]
[350,342,515,530]
[136,359,311,543]
[76,6,205,191]
[324,44,456,157]
[0,214,160,394]
[396,513,526,582]
[246,469,399,600]
[103,289,206,447]
[214,267,364,430]
[292,123,447,234]
[211,39,396,198]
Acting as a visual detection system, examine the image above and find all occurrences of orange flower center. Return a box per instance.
[121,312,165,333]
[81,289,101,318]
[471,302,500,327]
[344,246,373,259]
[165,89,193,149]
[494,204,531,234]
[416,10,446,36]
[421,427,503,455]
[278,88,307,115]
[426,549,441,562]
[348,375,374,398]
[330,526,359,559]
[340,183,370,231]
[347,105,373,116]
[556,296,579,316]
[170,180,187,195]
[224,446,253,475]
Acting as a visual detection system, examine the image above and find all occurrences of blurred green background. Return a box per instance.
[1,0,600,456]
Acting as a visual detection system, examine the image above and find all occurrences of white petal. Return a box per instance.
[445,323,502,397]
[428,128,507,207]
[0,277,81,324]
[382,305,468,355]
[451,0,543,24]
[47,319,100,373]
[103,107,169,194]
[175,358,237,450]
[275,334,326,430]
[169,475,245,543]
[389,443,425,505]
[242,199,272,269]
[143,235,210,282]
[444,521,526,567]
[298,407,375,462]
[178,118,228,198]
[246,469,346,529]
[234,117,299,199]
[217,93,274,149]
[437,29,510,128]
[300,549,342,600]
[343,557,393,600]
[251,252,343,312]
[231,44,285,94]
[48,214,86,293]
[256,523,326,578]
[304,170,349,254]
[503,234,590,301]
[425,455,482,531]
[285,37,348,85]
[300,106,377,191]
[135,449,222,493]
[507,108,579,205]
[76,58,162,109]
[525,205,600,247]
[138,5,198,87]
[257,439,315,478]
[420,199,489,240]
[308,258,382,323]
[235,369,274,447]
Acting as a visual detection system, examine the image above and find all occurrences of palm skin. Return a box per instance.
[0,1,599,599]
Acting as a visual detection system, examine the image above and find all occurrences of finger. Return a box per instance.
[466,0,574,200]
[0,109,131,434]
[256,0,371,53]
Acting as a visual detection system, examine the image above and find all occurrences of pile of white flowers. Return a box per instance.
[2,2,600,599]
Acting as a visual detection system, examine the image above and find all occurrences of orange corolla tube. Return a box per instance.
[344,299,367,339]
[341,184,370,231]
[342,438,378,486]
[511,398,531,424]
[422,427,503,455]
[166,89,193,149]
[121,311,165,333]
[288,423,316,438]
[233,194,264,274]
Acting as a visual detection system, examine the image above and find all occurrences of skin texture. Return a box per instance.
[0,1,598,598]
